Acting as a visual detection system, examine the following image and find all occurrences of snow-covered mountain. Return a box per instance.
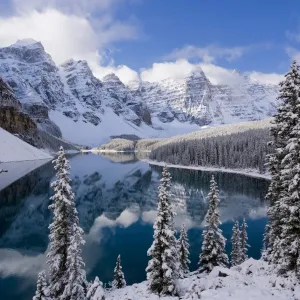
[0,39,279,146]
[131,68,279,125]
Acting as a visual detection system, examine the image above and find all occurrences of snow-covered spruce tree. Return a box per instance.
[87,277,105,300]
[33,271,52,300]
[63,215,87,299]
[178,224,190,277]
[112,255,126,290]
[277,103,300,272]
[263,60,300,274]
[240,218,249,263]
[146,166,178,296]
[230,221,242,266]
[199,175,228,273]
[47,146,86,299]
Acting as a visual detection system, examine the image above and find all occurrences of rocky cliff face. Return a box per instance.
[0,39,279,146]
[0,71,76,151]
[0,76,36,137]
[0,40,62,138]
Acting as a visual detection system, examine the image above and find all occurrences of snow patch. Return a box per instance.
[102,259,298,300]
[144,159,271,180]
[0,127,52,163]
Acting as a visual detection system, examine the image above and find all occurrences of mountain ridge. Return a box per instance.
[0,39,279,146]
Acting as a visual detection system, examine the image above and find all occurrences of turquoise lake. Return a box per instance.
[0,152,269,300]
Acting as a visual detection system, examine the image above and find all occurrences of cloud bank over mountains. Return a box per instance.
[0,0,285,85]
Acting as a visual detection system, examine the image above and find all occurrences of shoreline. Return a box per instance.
[82,149,151,153]
[143,159,271,180]
[0,158,52,190]
[83,150,271,180]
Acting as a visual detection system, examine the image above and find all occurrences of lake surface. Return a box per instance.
[0,152,269,300]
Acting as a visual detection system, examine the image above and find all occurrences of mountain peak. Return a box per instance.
[186,66,210,85]
[61,59,89,69]
[102,73,123,85]
[11,39,43,49]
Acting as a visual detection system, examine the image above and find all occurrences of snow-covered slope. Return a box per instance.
[0,127,52,162]
[0,39,279,146]
[101,259,298,300]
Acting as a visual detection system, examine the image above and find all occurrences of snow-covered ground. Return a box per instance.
[0,127,52,163]
[50,110,201,147]
[144,159,271,180]
[98,259,298,300]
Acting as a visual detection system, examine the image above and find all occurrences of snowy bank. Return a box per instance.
[0,127,52,162]
[100,259,298,300]
[144,159,271,180]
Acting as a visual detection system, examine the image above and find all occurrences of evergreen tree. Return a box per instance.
[240,218,249,262]
[178,224,190,277]
[146,166,178,296]
[87,277,105,300]
[230,221,242,266]
[47,146,86,299]
[33,271,52,300]
[199,176,228,273]
[63,217,87,299]
[112,255,126,290]
[263,61,300,275]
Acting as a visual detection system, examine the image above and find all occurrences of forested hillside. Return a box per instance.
[149,128,272,173]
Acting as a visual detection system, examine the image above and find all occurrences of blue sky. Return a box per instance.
[110,0,300,73]
[0,0,299,84]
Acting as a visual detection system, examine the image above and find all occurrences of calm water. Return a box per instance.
[0,152,269,300]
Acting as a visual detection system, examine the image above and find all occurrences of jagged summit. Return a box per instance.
[2,39,53,66]
[188,66,207,78]
[61,58,89,67]
[11,38,43,49]
[102,73,123,85]
[60,59,94,78]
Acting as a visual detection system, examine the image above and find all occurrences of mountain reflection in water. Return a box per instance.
[0,152,269,300]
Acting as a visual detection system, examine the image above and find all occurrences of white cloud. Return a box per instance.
[247,71,283,85]
[11,0,126,16]
[94,209,139,229]
[165,44,248,63]
[0,248,46,278]
[140,59,242,85]
[200,63,243,85]
[140,59,283,86]
[0,9,138,65]
[141,210,157,224]
[88,209,140,243]
[141,59,196,82]
[93,64,139,84]
[0,1,139,84]
[0,0,282,86]
[0,9,99,64]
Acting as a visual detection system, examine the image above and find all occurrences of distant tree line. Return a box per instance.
[149,128,273,173]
